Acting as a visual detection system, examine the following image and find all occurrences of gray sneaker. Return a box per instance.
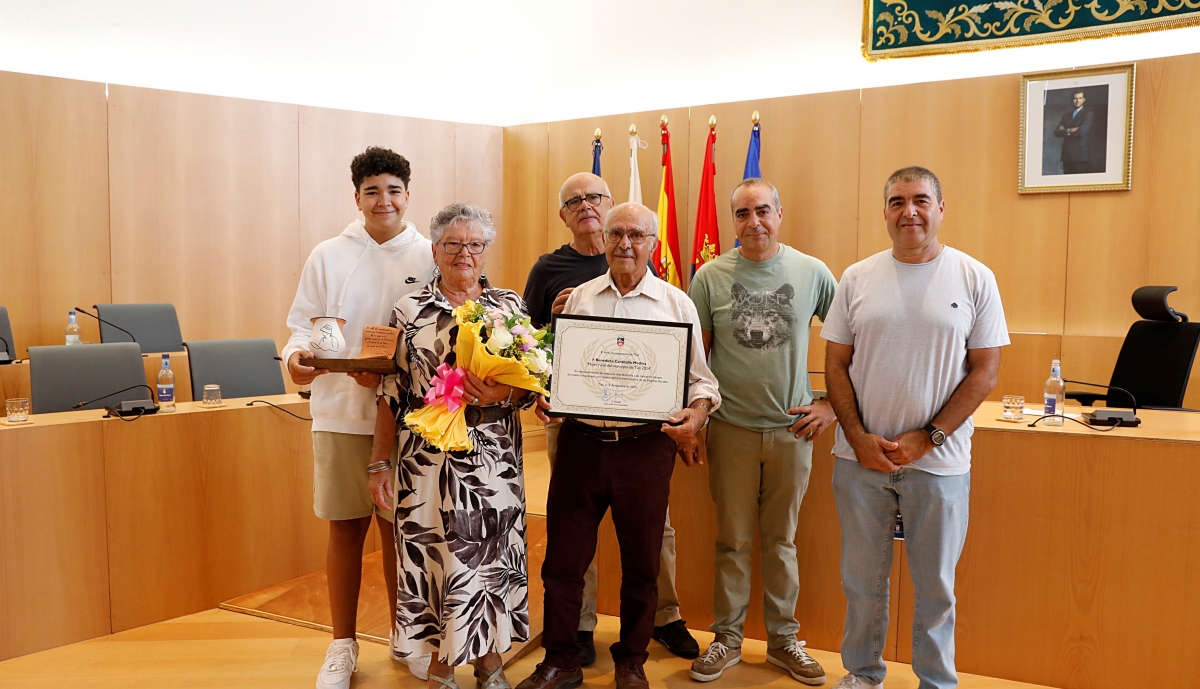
[689,641,741,682]
[831,674,880,689]
[766,641,826,685]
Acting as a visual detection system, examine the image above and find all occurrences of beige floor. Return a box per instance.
[0,609,1053,689]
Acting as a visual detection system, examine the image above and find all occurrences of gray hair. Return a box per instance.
[429,203,497,244]
[730,177,781,210]
[883,166,942,203]
[558,172,612,205]
[604,202,659,241]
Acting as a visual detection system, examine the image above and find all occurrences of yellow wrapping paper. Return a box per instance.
[403,312,550,453]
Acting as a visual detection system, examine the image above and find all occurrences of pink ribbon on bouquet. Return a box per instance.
[424,363,467,412]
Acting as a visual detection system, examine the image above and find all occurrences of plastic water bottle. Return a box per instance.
[157,353,176,413]
[1043,359,1064,426]
[65,311,82,345]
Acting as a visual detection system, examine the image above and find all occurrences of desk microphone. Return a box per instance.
[1064,378,1141,427]
[0,335,11,365]
[74,306,138,344]
[73,383,159,416]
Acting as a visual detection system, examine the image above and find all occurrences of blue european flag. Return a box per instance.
[592,137,603,177]
[735,122,762,247]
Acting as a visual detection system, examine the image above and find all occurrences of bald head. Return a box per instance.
[558,172,614,242]
[604,202,657,283]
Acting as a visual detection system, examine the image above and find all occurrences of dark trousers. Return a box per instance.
[541,420,676,669]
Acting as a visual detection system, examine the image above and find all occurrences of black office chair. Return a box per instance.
[184,338,287,401]
[1067,286,1200,410]
[0,306,14,364]
[27,343,149,414]
[94,303,185,353]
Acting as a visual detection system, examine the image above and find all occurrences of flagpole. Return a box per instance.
[592,128,603,177]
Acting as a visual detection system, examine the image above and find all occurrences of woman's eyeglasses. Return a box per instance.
[440,241,488,255]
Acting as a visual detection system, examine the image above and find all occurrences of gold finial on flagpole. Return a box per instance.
[752,110,760,124]
[661,114,669,127]
[708,115,717,130]
[594,128,602,140]
[629,124,637,136]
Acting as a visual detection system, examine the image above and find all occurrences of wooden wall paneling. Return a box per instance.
[992,333,1062,402]
[0,363,30,402]
[0,71,109,356]
[544,108,692,273]
[1064,54,1200,338]
[104,411,209,631]
[455,124,505,287]
[685,94,860,285]
[0,421,111,660]
[956,431,1200,689]
[501,124,549,297]
[297,106,457,263]
[859,76,1071,335]
[107,87,300,352]
[104,401,321,632]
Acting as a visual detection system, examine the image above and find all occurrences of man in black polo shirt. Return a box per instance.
[523,172,698,666]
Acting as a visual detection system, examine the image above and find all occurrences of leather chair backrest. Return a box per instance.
[183,338,286,401]
[28,342,148,414]
[94,303,184,353]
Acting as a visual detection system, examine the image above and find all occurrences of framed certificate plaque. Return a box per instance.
[548,314,692,423]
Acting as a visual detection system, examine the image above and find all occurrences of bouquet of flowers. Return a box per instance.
[404,300,553,452]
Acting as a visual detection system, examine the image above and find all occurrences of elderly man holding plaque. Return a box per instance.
[523,171,695,666]
[517,202,720,689]
[687,178,837,685]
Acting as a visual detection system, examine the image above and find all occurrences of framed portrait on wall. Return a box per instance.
[1019,64,1135,194]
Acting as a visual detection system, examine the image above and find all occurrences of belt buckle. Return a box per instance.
[600,427,620,442]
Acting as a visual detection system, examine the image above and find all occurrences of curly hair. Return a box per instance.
[350,147,411,191]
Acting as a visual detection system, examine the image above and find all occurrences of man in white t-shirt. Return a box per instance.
[820,166,1008,689]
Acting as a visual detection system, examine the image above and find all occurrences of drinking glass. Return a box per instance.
[6,398,30,423]
[202,384,223,407]
[1002,394,1025,420]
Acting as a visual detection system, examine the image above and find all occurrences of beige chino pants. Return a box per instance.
[706,416,813,649]
[545,420,682,631]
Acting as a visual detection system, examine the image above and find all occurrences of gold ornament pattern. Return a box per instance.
[866,0,1200,58]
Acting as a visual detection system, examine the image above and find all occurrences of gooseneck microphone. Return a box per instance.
[0,335,11,364]
[1064,378,1140,427]
[74,306,138,344]
[73,383,159,417]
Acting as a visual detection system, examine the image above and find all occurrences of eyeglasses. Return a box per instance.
[603,229,652,245]
[439,241,488,255]
[562,193,610,212]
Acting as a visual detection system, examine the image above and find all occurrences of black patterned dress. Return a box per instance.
[381,278,531,666]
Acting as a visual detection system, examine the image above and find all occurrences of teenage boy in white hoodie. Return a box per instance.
[282,147,435,689]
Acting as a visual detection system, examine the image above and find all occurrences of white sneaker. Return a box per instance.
[831,674,881,689]
[405,653,432,681]
[316,638,359,689]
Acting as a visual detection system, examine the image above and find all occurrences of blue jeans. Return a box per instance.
[832,457,970,689]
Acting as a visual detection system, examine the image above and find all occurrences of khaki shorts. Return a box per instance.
[312,431,395,522]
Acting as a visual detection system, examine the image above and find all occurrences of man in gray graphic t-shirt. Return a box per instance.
[821,166,1008,689]
[687,178,837,685]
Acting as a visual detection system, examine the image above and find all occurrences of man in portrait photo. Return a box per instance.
[1054,90,1093,174]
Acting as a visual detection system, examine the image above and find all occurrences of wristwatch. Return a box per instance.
[923,423,947,447]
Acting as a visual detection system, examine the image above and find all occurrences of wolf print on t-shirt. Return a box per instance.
[730,282,796,350]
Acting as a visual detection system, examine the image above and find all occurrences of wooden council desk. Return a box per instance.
[0,394,322,662]
[595,401,1200,689]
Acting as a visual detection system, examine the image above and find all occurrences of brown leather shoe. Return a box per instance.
[614,663,650,689]
[514,663,583,689]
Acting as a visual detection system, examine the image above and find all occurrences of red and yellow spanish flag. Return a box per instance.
[692,118,720,275]
[655,118,683,288]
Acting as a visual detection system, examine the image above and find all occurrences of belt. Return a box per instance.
[566,417,661,443]
[464,404,516,427]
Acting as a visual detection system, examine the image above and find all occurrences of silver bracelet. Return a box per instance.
[367,460,393,474]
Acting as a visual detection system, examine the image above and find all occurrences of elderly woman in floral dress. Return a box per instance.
[370,203,534,689]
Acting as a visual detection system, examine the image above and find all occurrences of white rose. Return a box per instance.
[523,348,549,374]
[486,327,514,354]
